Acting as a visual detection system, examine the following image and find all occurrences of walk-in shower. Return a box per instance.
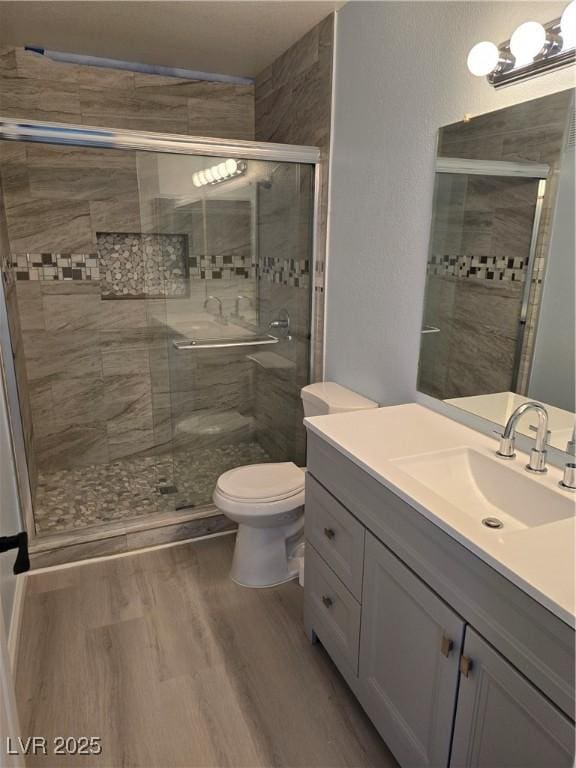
[0,120,319,550]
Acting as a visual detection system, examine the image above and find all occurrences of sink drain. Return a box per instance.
[482,517,503,529]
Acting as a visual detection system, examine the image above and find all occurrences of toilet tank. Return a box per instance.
[301,382,379,417]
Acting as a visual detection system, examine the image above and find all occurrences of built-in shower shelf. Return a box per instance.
[173,335,279,350]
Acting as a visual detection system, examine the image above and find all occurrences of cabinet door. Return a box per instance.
[451,628,575,768]
[359,533,465,768]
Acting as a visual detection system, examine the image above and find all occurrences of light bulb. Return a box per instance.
[218,162,229,178]
[225,158,238,175]
[192,173,201,188]
[510,21,546,66]
[198,171,208,186]
[204,168,215,183]
[211,165,222,181]
[467,41,500,76]
[561,1,576,48]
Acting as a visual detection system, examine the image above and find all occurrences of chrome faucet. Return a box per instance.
[496,401,549,473]
[234,294,253,318]
[204,295,225,323]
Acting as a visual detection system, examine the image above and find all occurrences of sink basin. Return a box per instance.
[391,447,574,533]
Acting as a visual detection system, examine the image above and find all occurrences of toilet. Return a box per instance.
[213,382,378,587]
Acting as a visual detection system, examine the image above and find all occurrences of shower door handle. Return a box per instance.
[173,335,279,350]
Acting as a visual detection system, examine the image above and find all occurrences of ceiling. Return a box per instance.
[0,1,344,78]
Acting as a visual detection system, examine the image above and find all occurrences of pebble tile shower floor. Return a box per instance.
[34,442,272,534]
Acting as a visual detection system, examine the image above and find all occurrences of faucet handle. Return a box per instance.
[526,447,548,473]
[560,463,576,492]
[495,431,516,459]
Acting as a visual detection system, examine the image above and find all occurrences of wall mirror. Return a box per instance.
[417,89,575,454]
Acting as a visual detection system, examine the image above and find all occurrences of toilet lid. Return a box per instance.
[216,462,305,502]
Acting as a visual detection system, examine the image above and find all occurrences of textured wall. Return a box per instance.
[326,1,575,406]
[255,13,334,381]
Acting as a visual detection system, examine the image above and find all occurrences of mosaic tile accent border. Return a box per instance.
[189,251,255,280]
[427,253,528,282]
[259,256,310,287]
[8,240,312,289]
[10,253,100,281]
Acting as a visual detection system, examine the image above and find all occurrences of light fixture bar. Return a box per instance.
[467,3,576,88]
[489,17,575,88]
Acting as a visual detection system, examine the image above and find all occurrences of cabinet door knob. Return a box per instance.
[459,655,473,677]
[321,594,333,608]
[440,634,454,657]
[323,527,336,540]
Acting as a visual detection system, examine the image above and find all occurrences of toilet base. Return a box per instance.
[230,518,303,588]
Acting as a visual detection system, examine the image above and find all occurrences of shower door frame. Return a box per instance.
[0,117,322,549]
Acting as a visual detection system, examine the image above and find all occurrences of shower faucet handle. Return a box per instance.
[268,309,291,337]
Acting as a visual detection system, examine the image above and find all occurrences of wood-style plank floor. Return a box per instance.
[16,534,397,767]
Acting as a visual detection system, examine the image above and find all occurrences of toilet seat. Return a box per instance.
[214,462,305,519]
[216,462,305,503]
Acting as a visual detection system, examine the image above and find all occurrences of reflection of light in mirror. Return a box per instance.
[192,159,247,188]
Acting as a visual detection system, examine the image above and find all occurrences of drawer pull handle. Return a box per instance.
[324,527,336,540]
[321,595,333,608]
[459,655,473,677]
[440,635,454,657]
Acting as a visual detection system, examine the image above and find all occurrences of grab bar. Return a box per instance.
[173,335,280,351]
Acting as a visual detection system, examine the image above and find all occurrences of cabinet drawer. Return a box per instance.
[305,544,361,676]
[305,474,365,600]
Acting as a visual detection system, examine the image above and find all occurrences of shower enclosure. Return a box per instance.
[0,120,318,546]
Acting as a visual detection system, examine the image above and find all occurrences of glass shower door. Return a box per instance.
[137,152,314,511]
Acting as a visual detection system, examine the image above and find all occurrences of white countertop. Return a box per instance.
[305,403,576,627]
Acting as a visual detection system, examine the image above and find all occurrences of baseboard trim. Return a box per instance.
[8,573,28,674]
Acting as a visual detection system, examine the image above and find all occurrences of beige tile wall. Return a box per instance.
[0,47,254,137]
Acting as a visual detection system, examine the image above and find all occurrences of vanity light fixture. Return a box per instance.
[192,158,247,188]
[467,1,576,87]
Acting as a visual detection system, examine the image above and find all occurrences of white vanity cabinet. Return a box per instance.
[303,432,575,768]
